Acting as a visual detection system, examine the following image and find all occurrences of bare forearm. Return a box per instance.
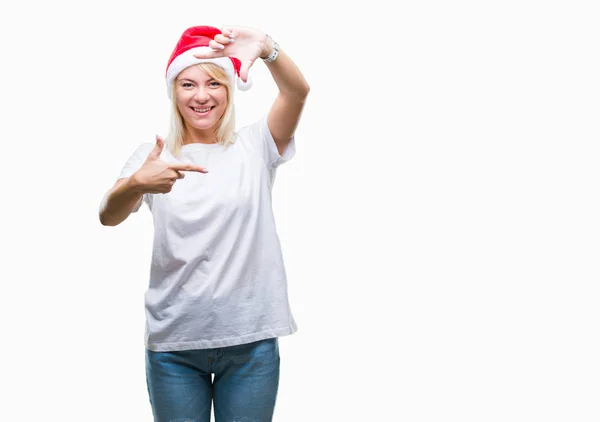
[99,176,144,226]
[262,41,310,98]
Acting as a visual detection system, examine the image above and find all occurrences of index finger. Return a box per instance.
[169,163,208,173]
[193,41,226,59]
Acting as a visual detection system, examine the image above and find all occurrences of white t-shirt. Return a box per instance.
[118,116,298,351]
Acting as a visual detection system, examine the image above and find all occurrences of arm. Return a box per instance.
[193,27,310,156]
[99,177,144,227]
[261,37,310,156]
[99,136,208,227]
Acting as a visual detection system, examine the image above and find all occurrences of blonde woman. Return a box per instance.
[99,25,309,422]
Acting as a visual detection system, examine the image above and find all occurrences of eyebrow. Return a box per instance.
[177,78,216,83]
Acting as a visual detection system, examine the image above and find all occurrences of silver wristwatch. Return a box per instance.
[261,34,280,63]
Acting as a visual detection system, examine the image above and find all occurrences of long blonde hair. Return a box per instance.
[166,62,236,157]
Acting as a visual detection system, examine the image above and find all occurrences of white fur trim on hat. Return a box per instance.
[236,77,252,91]
[166,46,252,98]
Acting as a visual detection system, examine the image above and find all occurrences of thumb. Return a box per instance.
[240,59,254,83]
[148,135,164,159]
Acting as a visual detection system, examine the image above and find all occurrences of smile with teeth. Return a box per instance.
[192,106,214,113]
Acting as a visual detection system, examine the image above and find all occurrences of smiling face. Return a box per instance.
[174,64,229,135]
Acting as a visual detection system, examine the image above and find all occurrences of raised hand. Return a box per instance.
[131,136,208,194]
[193,25,270,83]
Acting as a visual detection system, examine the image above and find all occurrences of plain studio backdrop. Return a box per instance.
[0,0,598,421]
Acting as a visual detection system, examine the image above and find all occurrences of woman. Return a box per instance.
[99,25,309,422]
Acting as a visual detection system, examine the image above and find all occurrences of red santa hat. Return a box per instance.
[165,25,252,98]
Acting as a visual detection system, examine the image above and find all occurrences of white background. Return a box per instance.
[1,0,598,421]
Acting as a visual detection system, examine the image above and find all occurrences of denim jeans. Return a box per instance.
[145,337,280,422]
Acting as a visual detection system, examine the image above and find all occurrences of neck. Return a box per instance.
[184,125,218,145]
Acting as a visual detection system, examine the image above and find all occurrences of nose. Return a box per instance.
[194,86,210,102]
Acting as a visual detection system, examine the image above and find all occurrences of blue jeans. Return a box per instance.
[145,337,280,422]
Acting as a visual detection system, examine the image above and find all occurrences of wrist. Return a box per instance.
[127,173,146,194]
[260,34,280,63]
[260,35,274,58]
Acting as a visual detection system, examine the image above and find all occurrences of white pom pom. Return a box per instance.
[236,76,252,91]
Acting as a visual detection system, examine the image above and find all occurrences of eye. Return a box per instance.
[209,81,221,88]
[181,82,193,88]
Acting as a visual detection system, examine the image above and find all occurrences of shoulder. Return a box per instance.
[134,142,155,154]
[121,142,154,169]
[236,115,269,140]
[125,142,155,161]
